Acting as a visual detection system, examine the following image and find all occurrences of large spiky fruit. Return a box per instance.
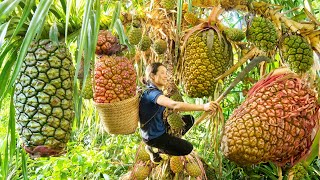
[133,165,150,180]
[182,28,233,97]
[281,35,314,73]
[167,113,185,130]
[185,162,201,177]
[96,30,121,55]
[94,55,136,103]
[14,40,75,157]
[221,71,318,166]
[154,39,167,55]
[128,28,142,45]
[170,156,184,173]
[247,17,278,51]
[139,36,152,51]
[224,28,245,42]
[81,74,93,99]
[160,0,176,10]
[184,12,199,26]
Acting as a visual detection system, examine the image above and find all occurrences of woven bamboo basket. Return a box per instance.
[94,95,139,135]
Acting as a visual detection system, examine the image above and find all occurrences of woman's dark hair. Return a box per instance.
[144,62,165,85]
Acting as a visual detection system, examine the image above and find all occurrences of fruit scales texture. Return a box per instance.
[247,17,278,52]
[82,74,93,99]
[96,30,121,55]
[221,72,319,166]
[167,113,185,131]
[14,39,75,157]
[133,165,150,180]
[94,55,136,103]
[128,28,142,45]
[184,12,199,26]
[281,35,314,73]
[224,28,246,42]
[185,162,202,177]
[170,156,184,173]
[154,39,167,55]
[182,29,233,97]
[139,36,152,51]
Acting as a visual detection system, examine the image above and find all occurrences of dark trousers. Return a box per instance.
[144,115,194,156]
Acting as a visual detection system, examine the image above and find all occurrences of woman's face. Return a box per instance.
[152,65,168,88]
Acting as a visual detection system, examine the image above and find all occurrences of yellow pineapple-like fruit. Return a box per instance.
[133,165,150,180]
[182,28,233,97]
[185,162,201,177]
[170,156,184,173]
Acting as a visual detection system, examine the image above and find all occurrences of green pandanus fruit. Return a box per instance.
[14,40,75,157]
[222,70,319,166]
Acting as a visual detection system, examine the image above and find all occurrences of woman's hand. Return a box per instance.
[203,101,219,113]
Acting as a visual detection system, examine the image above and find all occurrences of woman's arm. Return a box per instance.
[156,95,216,112]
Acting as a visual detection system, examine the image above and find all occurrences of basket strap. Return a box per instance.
[139,87,160,129]
[140,106,160,129]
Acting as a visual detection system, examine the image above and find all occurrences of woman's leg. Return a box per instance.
[146,133,193,156]
[181,115,194,135]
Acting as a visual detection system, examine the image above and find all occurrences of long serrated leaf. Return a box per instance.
[114,19,133,51]
[59,0,67,14]
[1,0,53,101]
[21,147,28,180]
[65,0,72,42]
[109,1,121,31]
[73,0,94,127]
[0,21,10,47]
[9,0,35,39]
[8,88,16,158]
[0,0,21,22]
[0,50,17,106]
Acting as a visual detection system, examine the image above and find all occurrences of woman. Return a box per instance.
[139,62,218,163]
